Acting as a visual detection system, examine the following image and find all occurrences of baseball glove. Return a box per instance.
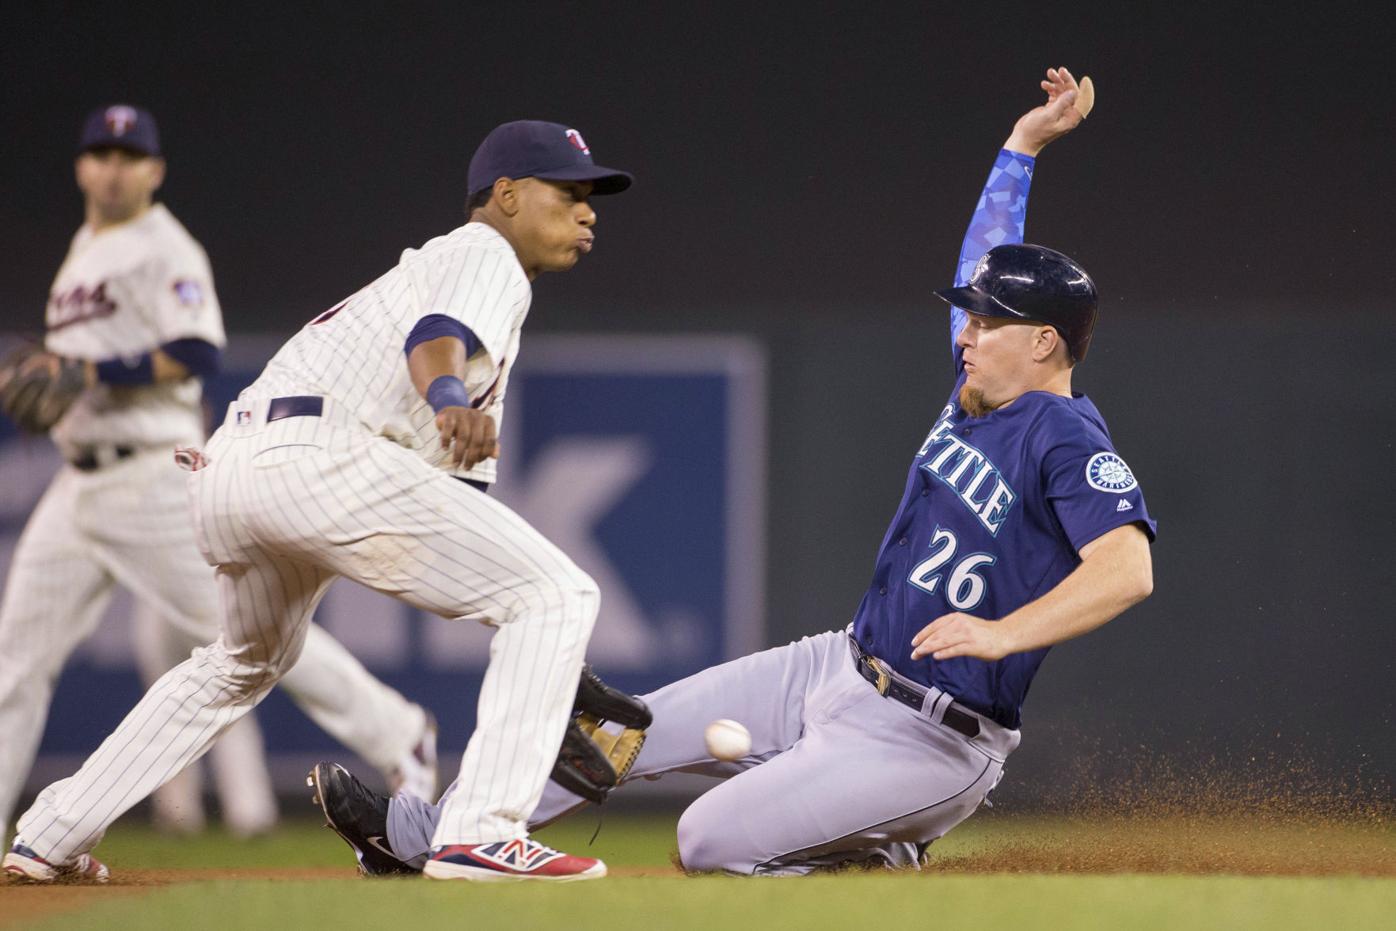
[550,664,652,804]
[0,345,86,434]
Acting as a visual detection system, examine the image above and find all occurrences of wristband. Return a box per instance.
[95,353,154,385]
[427,375,471,412]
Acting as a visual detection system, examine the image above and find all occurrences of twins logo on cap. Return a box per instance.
[105,105,139,136]
[565,128,590,154]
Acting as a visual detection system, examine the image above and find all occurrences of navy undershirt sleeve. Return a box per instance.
[94,354,154,385]
[94,338,221,385]
[160,338,222,379]
[404,314,483,358]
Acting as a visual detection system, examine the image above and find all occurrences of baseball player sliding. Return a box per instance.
[318,66,1158,877]
[0,106,439,851]
[4,119,632,884]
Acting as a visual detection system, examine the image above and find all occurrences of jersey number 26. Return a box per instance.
[908,526,995,610]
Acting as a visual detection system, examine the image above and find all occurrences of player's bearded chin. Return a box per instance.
[958,384,1001,418]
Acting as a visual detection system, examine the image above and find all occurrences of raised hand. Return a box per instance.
[1004,66,1090,157]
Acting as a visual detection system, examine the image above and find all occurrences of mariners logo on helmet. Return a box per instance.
[565,129,590,154]
[935,243,1100,363]
[104,106,138,136]
[1085,452,1137,493]
[971,253,991,283]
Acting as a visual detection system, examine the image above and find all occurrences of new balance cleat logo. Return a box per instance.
[479,839,562,870]
[424,839,606,882]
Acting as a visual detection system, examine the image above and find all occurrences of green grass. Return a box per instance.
[10,815,1395,931]
[22,873,1396,931]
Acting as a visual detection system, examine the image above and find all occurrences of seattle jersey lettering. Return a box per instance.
[918,418,1017,536]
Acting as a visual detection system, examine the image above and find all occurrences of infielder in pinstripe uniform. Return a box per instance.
[0,107,440,851]
[5,120,631,884]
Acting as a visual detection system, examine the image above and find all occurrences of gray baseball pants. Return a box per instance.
[388,629,1019,875]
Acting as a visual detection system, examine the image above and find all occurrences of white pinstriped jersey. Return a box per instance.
[43,203,226,457]
[245,221,530,484]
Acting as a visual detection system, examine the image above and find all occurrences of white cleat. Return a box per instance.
[3,843,109,884]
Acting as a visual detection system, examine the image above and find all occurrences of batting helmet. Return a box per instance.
[935,243,1099,363]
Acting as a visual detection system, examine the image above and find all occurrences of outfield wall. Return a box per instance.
[5,310,1393,808]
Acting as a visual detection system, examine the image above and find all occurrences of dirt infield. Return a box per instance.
[0,865,682,927]
[4,814,1390,928]
[926,815,1396,877]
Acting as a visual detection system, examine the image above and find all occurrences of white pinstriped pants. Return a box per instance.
[131,599,278,836]
[16,400,597,860]
[0,447,425,846]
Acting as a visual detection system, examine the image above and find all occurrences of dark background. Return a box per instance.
[5,1,1393,804]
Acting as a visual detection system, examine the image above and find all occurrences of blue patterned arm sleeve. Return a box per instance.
[948,149,1036,347]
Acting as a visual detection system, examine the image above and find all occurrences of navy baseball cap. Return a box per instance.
[467,121,632,198]
[78,105,161,157]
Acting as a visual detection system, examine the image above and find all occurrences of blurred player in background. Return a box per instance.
[0,105,438,847]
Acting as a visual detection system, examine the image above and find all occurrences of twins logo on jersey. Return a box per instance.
[470,359,507,410]
[49,282,117,331]
[918,418,1017,536]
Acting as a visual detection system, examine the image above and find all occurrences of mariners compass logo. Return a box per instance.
[1085,452,1137,493]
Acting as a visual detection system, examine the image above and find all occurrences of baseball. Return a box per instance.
[704,718,752,761]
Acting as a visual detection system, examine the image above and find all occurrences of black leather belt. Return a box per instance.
[849,635,981,739]
[267,396,324,422]
[70,445,134,472]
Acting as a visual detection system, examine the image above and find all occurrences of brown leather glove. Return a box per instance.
[0,345,87,434]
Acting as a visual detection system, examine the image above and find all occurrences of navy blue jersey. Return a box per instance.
[851,149,1157,729]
